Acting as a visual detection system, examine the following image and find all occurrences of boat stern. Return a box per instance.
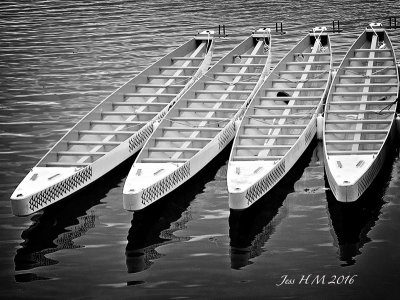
[227,161,275,210]
[326,155,374,202]
[10,167,79,216]
[123,162,186,211]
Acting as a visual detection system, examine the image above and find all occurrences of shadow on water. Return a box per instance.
[229,139,318,270]
[126,143,232,274]
[13,155,136,282]
[326,145,398,267]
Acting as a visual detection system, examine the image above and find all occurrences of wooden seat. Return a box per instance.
[327,150,379,155]
[170,117,229,121]
[332,91,396,96]
[335,83,397,87]
[147,75,191,79]
[239,134,299,139]
[293,52,330,56]
[238,54,269,58]
[236,145,292,149]
[223,63,265,67]
[124,93,177,98]
[57,151,107,156]
[135,83,186,88]
[148,147,201,152]
[325,129,388,134]
[159,66,198,70]
[195,89,252,94]
[248,114,309,118]
[271,78,327,83]
[171,57,204,61]
[101,111,158,116]
[187,98,244,104]
[155,137,212,142]
[90,120,144,125]
[325,139,384,144]
[79,130,134,135]
[267,87,325,91]
[243,124,307,128]
[339,74,396,79]
[213,72,261,76]
[354,49,391,52]
[286,61,330,65]
[327,109,393,114]
[325,119,391,124]
[328,100,394,105]
[259,96,321,100]
[232,155,283,161]
[253,105,316,109]
[344,66,396,70]
[163,126,220,131]
[178,107,238,113]
[67,141,120,145]
[204,80,258,85]
[141,158,187,163]
[279,70,327,74]
[349,57,394,61]
[112,101,169,106]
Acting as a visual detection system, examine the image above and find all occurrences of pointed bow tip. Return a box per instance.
[122,190,145,211]
[328,178,360,203]
[228,189,249,210]
[334,184,359,203]
[10,196,32,216]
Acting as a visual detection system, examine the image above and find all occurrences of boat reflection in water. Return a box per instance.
[327,148,397,266]
[229,140,317,269]
[126,145,230,273]
[125,193,193,273]
[14,157,133,282]
[229,193,288,270]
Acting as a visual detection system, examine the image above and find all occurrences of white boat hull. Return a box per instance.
[11,31,215,216]
[123,28,273,211]
[228,28,332,209]
[323,24,399,202]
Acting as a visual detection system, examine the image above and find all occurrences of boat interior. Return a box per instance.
[231,33,331,162]
[38,38,211,167]
[137,34,271,164]
[324,30,398,156]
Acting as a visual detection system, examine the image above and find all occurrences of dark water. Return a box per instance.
[1,0,400,299]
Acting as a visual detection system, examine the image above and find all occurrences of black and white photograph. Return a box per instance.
[0,0,399,299]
